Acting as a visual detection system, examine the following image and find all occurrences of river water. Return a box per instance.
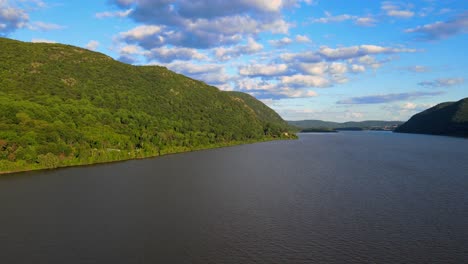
[1,132,467,263]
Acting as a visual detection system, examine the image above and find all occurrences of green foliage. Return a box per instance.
[0,37,295,173]
[395,98,468,137]
[37,153,60,169]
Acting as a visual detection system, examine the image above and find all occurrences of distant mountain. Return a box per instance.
[395,98,468,137]
[288,120,403,130]
[0,38,294,173]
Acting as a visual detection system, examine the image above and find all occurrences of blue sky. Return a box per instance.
[1,0,467,121]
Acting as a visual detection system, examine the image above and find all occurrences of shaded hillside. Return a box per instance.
[395,98,468,137]
[289,120,403,130]
[0,38,294,173]
[227,91,294,135]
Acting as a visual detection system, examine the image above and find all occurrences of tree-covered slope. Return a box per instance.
[0,38,294,173]
[227,91,294,134]
[394,98,468,137]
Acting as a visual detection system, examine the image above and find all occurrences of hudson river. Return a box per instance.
[1,132,467,263]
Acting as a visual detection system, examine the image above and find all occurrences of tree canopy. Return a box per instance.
[0,37,295,173]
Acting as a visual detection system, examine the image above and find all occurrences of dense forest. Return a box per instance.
[395,97,468,137]
[0,38,295,173]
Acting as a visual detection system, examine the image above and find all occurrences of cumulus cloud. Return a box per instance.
[295,61,350,76]
[239,63,288,77]
[312,11,376,26]
[382,102,435,118]
[277,88,318,98]
[337,91,444,104]
[381,2,414,18]
[295,62,328,75]
[418,78,464,88]
[112,0,294,49]
[355,17,377,27]
[280,74,331,88]
[269,37,293,47]
[405,11,468,40]
[0,0,28,35]
[31,38,56,43]
[119,44,142,55]
[402,102,417,110]
[166,61,223,75]
[282,45,416,63]
[85,40,99,51]
[118,54,139,64]
[214,37,263,60]
[312,12,355,23]
[96,9,133,19]
[350,64,366,73]
[318,45,417,61]
[165,61,232,85]
[295,34,311,43]
[236,78,318,99]
[146,46,207,62]
[0,0,62,35]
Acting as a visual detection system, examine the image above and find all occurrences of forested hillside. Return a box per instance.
[395,98,468,137]
[0,38,294,173]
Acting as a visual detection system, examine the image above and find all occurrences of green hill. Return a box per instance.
[288,120,403,130]
[394,98,468,137]
[0,38,294,173]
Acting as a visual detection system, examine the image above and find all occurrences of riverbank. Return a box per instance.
[0,136,296,175]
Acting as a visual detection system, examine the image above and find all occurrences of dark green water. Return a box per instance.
[1,132,467,263]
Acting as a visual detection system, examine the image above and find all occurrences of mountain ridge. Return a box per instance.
[395,97,468,137]
[0,37,294,173]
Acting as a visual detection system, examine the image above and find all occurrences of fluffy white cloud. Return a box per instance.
[381,2,414,18]
[120,45,142,54]
[355,17,377,27]
[85,40,99,51]
[282,45,416,64]
[214,38,263,60]
[269,37,293,47]
[277,87,318,98]
[296,62,328,75]
[239,63,288,77]
[405,12,468,40]
[0,0,62,35]
[164,61,233,86]
[96,9,133,18]
[280,74,331,88]
[146,46,207,62]
[402,102,417,110]
[31,38,56,43]
[318,45,416,60]
[120,25,163,41]
[350,64,365,73]
[329,62,348,74]
[113,0,294,49]
[0,0,28,35]
[295,34,311,43]
[312,11,376,27]
[236,78,318,99]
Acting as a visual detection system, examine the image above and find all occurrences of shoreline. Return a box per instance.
[0,137,295,176]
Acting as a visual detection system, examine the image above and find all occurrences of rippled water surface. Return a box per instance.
[1,132,468,263]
